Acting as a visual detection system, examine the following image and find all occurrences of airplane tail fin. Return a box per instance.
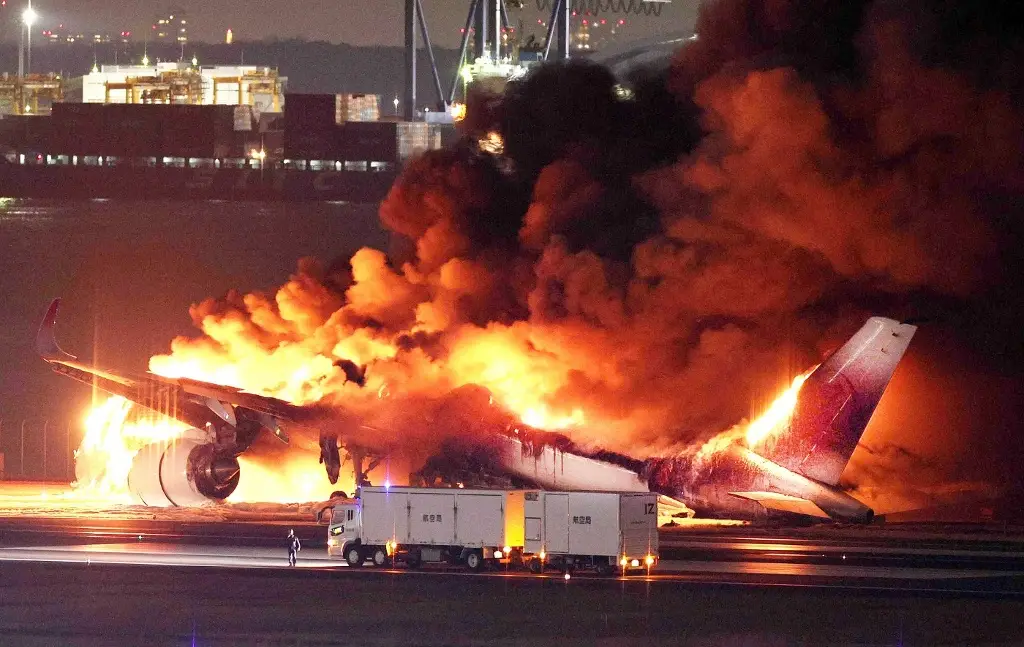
[37,298,78,363]
[762,317,917,486]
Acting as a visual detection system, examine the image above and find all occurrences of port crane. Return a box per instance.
[401,0,669,119]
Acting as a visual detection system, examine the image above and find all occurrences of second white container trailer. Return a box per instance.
[523,490,659,574]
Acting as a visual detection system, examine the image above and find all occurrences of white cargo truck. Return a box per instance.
[522,490,659,575]
[327,486,525,571]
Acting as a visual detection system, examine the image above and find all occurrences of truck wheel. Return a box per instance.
[465,550,484,572]
[528,558,542,574]
[345,546,363,567]
[372,547,389,567]
[406,553,422,569]
[595,563,615,576]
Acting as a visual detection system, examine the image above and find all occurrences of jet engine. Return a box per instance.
[126,428,241,506]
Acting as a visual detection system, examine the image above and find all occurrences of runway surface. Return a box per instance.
[2,547,1024,647]
[3,485,1024,645]
[1,541,1023,592]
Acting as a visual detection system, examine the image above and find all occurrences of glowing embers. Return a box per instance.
[72,396,188,501]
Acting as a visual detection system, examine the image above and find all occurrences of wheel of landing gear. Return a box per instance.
[465,550,484,572]
[372,547,389,567]
[345,546,364,567]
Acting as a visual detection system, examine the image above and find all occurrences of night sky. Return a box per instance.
[1,0,699,47]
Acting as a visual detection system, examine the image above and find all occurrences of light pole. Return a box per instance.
[17,20,23,77]
[22,5,38,76]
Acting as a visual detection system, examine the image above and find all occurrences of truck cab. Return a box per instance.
[327,502,360,559]
[324,486,523,570]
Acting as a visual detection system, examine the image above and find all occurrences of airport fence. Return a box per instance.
[0,417,77,482]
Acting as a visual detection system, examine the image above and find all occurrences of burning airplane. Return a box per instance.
[38,298,914,521]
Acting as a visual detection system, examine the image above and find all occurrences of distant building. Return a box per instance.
[153,7,187,44]
[64,63,287,114]
[41,25,132,45]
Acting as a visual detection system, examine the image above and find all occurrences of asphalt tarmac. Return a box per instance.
[2,518,1024,646]
[2,553,1024,647]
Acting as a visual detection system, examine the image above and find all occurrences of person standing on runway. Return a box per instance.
[287,529,301,566]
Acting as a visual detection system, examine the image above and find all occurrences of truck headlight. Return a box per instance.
[645,555,655,566]
[494,550,503,559]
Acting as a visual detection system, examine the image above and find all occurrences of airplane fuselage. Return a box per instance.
[647,445,873,522]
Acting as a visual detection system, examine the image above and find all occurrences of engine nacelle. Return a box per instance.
[127,428,241,506]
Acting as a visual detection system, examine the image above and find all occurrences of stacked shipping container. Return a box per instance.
[49,103,238,158]
[283,93,433,163]
[335,94,379,122]
[4,97,443,166]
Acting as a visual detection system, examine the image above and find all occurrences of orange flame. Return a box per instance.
[744,371,810,447]
[72,395,343,505]
[233,455,351,504]
[72,396,187,500]
[689,370,812,464]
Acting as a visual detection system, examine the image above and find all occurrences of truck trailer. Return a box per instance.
[327,486,525,570]
[327,486,659,575]
[523,490,659,575]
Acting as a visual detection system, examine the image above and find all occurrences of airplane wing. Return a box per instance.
[728,491,831,519]
[37,298,294,442]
